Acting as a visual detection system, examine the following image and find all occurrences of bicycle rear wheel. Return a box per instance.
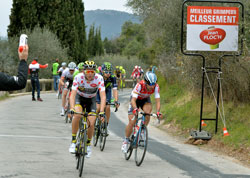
[78,128,87,177]
[99,118,107,151]
[135,125,148,166]
[124,136,134,160]
[93,118,100,147]
[76,131,80,170]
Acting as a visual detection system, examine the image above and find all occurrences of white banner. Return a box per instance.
[186,6,239,51]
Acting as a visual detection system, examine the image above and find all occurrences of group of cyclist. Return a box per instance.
[54,60,162,159]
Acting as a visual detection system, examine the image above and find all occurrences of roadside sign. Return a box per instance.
[186,6,239,51]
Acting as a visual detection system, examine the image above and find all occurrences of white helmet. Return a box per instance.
[68,62,76,70]
[135,65,138,69]
[62,62,67,67]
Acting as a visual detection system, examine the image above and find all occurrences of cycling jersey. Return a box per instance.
[114,69,121,78]
[96,74,118,104]
[131,80,160,100]
[58,67,67,77]
[72,73,105,98]
[131,68,140,78]
[61,68,74,82]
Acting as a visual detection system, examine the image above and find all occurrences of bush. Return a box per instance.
[8,26,69,78]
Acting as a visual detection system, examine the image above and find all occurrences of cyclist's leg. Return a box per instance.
[96,91,101,113]
[86,97,97,141]
[106,88,112,124]
[142,98,152,126]
[125,102,138,138]
[62,87,68,109]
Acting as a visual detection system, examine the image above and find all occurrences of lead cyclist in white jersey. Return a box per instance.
[69,61,106,158]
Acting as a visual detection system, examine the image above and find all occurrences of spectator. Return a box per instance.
[52,58,60,92]
[29,57,48,101]
[0,45,29,91]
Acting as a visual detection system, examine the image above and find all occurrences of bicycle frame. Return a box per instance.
[131,115,145,148]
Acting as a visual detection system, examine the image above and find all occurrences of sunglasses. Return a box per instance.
[69,70,75,72]
[147,82,155,86]
[85,70,95,74]
[104,71,112,74]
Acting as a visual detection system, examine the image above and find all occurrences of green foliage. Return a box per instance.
[8,26,69,78]
[8,0,87,63]
[103,21,146,58]
[156,74,250,149]
[87,24,104,57]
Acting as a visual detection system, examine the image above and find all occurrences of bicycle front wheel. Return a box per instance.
[99,118,107,151]
[124,136,134,160]
[79,128,87,177]
[135,125,148,166]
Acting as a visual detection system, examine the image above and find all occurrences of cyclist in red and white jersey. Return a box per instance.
[60,62,76,116]
[121,71,162,153]
[131,65,141,83]
[69,61,106,158]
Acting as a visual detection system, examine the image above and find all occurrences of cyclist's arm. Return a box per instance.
[131,83,141,109]
[60,76,65,86]
[112,77,118,102]
[99,79,106,113]
[70,89,77,110]
[99,91,106,112]
[155,84,161,112]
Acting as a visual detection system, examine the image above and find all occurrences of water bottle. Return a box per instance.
[19,34,28,53]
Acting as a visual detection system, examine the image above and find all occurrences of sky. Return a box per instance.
[0,0,131,37]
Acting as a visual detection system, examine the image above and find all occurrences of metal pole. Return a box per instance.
[199,57,206,132]
[215,57,222,133]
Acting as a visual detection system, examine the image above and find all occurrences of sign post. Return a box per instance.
[181,0,244,136]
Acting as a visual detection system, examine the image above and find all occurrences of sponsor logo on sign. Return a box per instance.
[200,27,226,49]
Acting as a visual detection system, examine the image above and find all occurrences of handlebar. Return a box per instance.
[106,102,119,112]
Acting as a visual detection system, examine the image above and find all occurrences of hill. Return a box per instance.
[84,9,141,39]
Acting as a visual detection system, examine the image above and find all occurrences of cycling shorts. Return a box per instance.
[96,87,111,104]
[128,97,151,115]
[75,93,96,113]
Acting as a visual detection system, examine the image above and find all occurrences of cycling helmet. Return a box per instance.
[119,66,123,70]
[102,62,113,71]
[68,62,76,70]
[139,66,141,69]
[144,71,157,85]
[62,62,67,67]
[84,60,96,70]
[135,65,138,69]
[78,62,84,70]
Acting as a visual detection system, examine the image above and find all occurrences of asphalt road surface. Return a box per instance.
[0,89,249,178]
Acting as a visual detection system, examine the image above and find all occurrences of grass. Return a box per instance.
[154,73,250,150]
[0,92,9,101]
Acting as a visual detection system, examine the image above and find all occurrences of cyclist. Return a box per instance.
[69,61,106,158]
[121,71,162,153]
[57,62,67,97]
[120,66,126,89]
[58,62,67,77]
[139,66,144,79]
[114,66,122,90]
[131,65,140,85]
[73,62,84,78]
[96,62,120,134]
[60,62,76,116]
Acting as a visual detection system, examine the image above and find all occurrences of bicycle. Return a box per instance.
[93,103,118,151]
[124,111,158,166]
[74,110,96,177]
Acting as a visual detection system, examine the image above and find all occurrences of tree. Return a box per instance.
[8,0,87,63]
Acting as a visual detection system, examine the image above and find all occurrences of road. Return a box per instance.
[0,89,249,178]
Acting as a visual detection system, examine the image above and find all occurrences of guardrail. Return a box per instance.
[3,79,135,96]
